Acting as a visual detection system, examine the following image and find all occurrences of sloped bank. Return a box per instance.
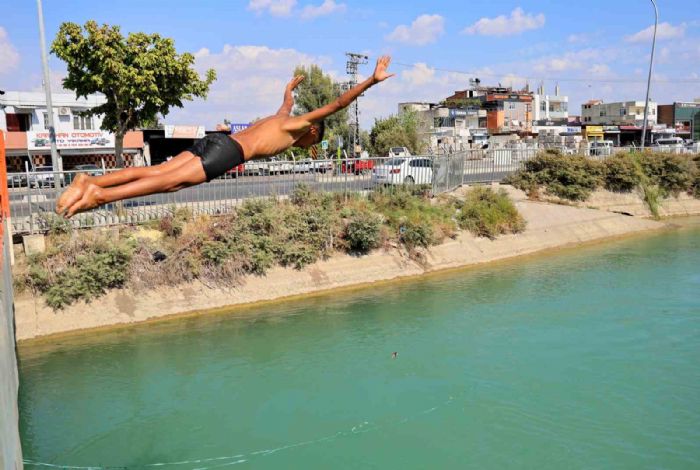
[14,187,666,341]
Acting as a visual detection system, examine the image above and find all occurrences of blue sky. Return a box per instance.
[1,0,699,128]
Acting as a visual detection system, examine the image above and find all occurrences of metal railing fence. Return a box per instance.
[5,145,697,234]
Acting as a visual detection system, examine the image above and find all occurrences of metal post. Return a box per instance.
[36,0,62,186]
[641,0,658,149]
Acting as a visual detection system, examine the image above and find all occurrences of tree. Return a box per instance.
[369,110,425,156]
[52,21,216,167]
[291,64,349,155]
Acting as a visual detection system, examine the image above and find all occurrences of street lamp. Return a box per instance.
[36,0,62,187]
[640,0,658,149]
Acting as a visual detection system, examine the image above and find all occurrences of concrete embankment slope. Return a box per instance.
[14,190,666,341]
[1,244,22,468]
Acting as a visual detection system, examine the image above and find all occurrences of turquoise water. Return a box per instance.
[19,221,700,469]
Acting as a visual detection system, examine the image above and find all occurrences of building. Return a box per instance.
[398,102,488,151]
[532,84,568,123]
[658,101,700,141]
[0,91,143,171]
[581,100,657,126]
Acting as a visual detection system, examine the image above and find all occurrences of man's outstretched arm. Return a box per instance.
[297,56,394,124]
[277,75,305,116]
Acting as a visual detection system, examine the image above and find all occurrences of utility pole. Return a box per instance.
[36,0,62,185]
[641,0,658,149]
[345,52,368,157]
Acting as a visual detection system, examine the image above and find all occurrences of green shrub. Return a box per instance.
[603,154,640,192]
[399,218,434,249]
[636,152,695,196]
[506,153,603,201]
[457,187,526,239]
[345,212,382,253]
[37,212,72,235]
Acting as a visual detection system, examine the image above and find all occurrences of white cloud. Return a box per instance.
[247,0,297,17]
[625,22,686,43]
[169,44,332,127]
[462,8,545,37]
[567,33,590,44]
[0,27,20,75]
[300,0,346,19]
[401,62,436,86]
[387,14,445,46]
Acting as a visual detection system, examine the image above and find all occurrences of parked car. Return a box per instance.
[388,146,412,157]
[8,173,27,188]
[654,137,685,153]
[310,160,333,173]
[28,166,65,188]
[224,162,245,177]
[685,141,700,153]
[292,159,313,173]
[589,140,614,156]
[260,157,293,175]
[342,158,375,175]
[371,157,433,186]
[65,164,103,184]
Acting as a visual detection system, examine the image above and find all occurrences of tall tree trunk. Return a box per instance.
[115,132,125,168]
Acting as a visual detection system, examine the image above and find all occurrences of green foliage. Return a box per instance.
[26,236,133,309]
[345,212,383,253]
[369,111,425,156]
[634,152,695,196]
[37,212,73,235]
[456,187,526,239]
[24,186,526,306]
[603,154,640,192]
[506,153,603,201]
[51,20,215,165]
[292,64,348,152]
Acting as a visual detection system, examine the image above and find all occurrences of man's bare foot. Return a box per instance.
[65,183,104,218]
[56,173,90,215]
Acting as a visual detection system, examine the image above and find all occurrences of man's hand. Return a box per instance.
[373,56,395,83]
[287,75,305,91]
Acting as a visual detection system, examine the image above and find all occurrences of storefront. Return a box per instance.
[4,130,143,172]
[582,125,604,142]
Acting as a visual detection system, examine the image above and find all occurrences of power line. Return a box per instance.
[345,52,368,156]
[391,60,700,85]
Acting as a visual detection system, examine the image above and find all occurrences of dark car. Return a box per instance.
[65,164,103,184]
[28,166,65,188]
[8,173,27,188]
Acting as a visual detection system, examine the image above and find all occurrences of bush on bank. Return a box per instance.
[15,185,525,309]
[506,150,700,205]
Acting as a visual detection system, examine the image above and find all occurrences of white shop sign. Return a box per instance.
[27,131,115,150]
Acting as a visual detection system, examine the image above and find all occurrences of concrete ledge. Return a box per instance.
[14,199,666,341]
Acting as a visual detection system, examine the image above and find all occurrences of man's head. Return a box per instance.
[295,121,325,149]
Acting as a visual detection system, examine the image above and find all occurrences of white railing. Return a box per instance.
[5,146,696,234]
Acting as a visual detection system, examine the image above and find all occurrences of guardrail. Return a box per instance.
[4,145,695,234]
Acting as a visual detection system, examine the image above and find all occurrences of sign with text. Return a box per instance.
[164,125,205,139]
[27,130,115,150]
[229,123,251,134]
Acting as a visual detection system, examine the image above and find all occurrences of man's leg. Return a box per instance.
[65,157,207,217]
[57,152,197,214]
[90,152,197,188]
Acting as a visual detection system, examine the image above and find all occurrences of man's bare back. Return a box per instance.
[56,56,394,217]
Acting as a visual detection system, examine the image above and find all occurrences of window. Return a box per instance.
[620,108,626,116]
[73,115,93,130]
[507,102,516,110]
[43,112,49,128]
[541,101,547,112]
[5,113,31,131]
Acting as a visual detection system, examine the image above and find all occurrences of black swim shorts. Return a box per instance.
[188,133,245,181]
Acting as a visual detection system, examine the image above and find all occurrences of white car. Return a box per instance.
[654,137,685,153]
[372,157,433,186]
[388,146,412,157]
[292,159,313,173]
[589,140,614,156]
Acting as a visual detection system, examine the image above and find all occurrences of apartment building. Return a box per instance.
[581,100,657,126]
[0,91,143,171]
[658,101,700,141]
[532,84,569,123]
[399,102,488,151]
